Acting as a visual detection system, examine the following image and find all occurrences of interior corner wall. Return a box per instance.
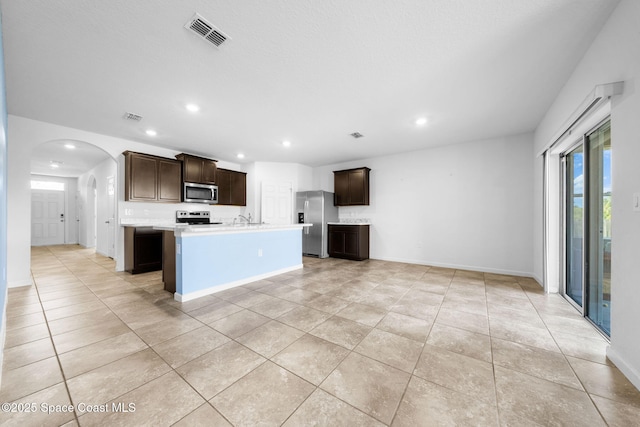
[533,0,640,389]
[313,133,535,276]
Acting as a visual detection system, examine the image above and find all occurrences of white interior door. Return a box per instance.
[261,181,293,224]
[106,176,115,258]
[31,190,65,246]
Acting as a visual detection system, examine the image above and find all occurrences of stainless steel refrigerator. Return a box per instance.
[296,191,338,258]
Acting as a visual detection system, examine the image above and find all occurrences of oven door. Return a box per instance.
[184,183,218,204]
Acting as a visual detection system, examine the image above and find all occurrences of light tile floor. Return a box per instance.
[1,245,640,426]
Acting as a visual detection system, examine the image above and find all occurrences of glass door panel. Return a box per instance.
[566,145,584,307]
[587,121,611,335]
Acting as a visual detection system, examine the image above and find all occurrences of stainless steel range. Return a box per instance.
[176,210,219,225]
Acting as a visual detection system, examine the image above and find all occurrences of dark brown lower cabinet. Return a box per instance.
[124,227,163,274]
[162,230,176,293]
[328,224,370,261]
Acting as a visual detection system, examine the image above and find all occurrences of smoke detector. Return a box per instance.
[184,13,230,48]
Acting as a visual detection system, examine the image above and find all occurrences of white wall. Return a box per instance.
[29,174,79,245]
[77,158,117,254]
[249,162,313,223]
[314,133,535,276]
[533,0,640,389]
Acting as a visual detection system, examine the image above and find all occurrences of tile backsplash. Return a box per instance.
[119,201,245,226]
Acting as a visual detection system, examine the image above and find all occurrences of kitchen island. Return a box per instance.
[154,223,311,302]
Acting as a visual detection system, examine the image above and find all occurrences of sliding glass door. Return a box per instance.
[565,145,584,307]
[586,121,611,335]
[562,119,611,336]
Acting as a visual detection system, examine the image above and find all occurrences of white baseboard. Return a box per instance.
[606,346,640,391]
[8,277,34,288]
[371,256,534,279]
[175,264,304,302]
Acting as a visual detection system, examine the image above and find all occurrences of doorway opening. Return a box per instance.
[30,139,118,266]
[30,180,66,246]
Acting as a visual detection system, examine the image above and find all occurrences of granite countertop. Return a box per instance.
[327,222,372,226]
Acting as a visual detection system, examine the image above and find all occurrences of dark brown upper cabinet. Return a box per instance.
[217,168,247,206]
[124,151,182,203]
[175,153,217,185]
[333,167,371,206]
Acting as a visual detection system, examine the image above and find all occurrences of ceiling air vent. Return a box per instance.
[184,13,230,48]
[350,132,364,139]
[123,112,143,122]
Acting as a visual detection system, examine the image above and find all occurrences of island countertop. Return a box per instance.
[153,223,312,237]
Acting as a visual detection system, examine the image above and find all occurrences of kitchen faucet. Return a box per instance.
[238,213,252,224]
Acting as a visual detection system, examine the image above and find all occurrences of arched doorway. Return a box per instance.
[31,139,118,261]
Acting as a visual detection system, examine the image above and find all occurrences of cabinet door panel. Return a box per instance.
[334,171,349,206]
[129,155,158,200]
[229,171,246,206]
[216,169,231,205]
[183,156,202,182]
[344,231,359,257]
[348,170,366,205]
[329,229,345,255]
[158,160,182,202]
[202,160,217,184]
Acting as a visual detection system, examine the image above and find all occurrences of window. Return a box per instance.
[31,180,65,191]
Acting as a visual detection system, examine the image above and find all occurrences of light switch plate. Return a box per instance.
[634,193,640,212]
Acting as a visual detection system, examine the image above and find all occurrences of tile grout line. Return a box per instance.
[30,247,81,426]
[526,288,612,426]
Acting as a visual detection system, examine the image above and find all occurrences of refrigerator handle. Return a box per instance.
[304,200,309,234]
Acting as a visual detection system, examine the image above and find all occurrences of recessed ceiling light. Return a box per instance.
[50,160,63,168]
[64,143,75,149]
[415,117,428,126]
[237,153,245,159]
[185,104,200,113]
[145,129,157,137]
[282,140,291,147]
[50,164,59,169]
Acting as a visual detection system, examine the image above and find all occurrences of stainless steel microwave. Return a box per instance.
[183,182,218,204]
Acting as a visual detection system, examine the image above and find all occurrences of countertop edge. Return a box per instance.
[154,223,312,236]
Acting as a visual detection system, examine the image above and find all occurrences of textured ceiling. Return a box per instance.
[1,0,619,170]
